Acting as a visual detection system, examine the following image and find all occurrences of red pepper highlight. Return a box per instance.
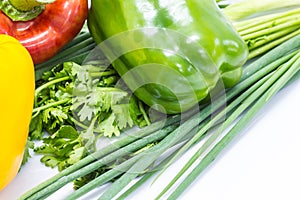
[0,0,88,64]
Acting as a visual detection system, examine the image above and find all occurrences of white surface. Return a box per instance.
[1,0,300,199]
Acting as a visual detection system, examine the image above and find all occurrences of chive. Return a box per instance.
[247,26,299,50]
[229,7,300,59]
[94,35,300,200]
[248,28,300,59]
[19,116,181,200]
[154,72,275,199]
[241,34,300,80]
[241,18,300,41]
[59,32,92,52]
[97,39,300,199]
[158,52,300,199]
[20,4,300,199]
[233,8,300,31]
[21,33,300,200]
[223,0,300,21]
[66,127,200,200]
[238,14,300,36]
[115,111,235,200]
[156,34,300,198]
[34,30,97,81]
[35,42,97,72]
[95,122,205,200]
[166,52,300,200]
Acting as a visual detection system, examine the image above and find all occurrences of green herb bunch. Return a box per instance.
[27,60,151,172]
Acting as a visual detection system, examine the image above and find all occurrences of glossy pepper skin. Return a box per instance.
[88,0,248,114]
[0,0,88,64]
[0,34,35,191]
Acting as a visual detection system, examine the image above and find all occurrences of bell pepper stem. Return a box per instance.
[0,0,55,21]
[9,0,55,11]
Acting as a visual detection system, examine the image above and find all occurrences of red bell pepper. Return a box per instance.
[0,0,88,64]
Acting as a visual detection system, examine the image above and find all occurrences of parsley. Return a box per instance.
[28,61,151,171]
[21,140,35,166]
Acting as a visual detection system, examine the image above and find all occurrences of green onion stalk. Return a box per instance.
[20,1,300,199]
[228,7,300,59]
[19,32,300,200]
[34,28,97,81]
[223,0,300,21]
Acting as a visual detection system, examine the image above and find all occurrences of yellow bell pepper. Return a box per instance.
[0,34,35,190]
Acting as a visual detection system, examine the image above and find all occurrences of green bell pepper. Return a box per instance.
[87,0,248,114]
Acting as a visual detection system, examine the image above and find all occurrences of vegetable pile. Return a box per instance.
[20,32,300,200]
[87,0,249,114]
[0,0,300,199]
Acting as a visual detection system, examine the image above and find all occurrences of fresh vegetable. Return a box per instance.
[223,0,300,21]
[16,0,300,199]
[28,61,151,171]
[224,3,300,59]
[19,34,300,200]
[155,40,300,199]
[34,25,97,81]
[0,0,88,64]
[32,0,236,81]
[32,0,300,78]
[0,34,35,191]
[88,0,248,114]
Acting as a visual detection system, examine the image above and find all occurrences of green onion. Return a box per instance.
[157,50,300,199]
[19,116,181,200]
[34,31,97,81]
[20,32,300,200]
[223,0,300,21]
[20,2,300,199]
[237,9,300,58]
[164,51,300,200]
[115,35,300,199]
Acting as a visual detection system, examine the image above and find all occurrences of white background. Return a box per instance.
[1,0,300,199]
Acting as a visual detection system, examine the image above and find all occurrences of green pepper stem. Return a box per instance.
[0,0,55,21]
[9,0,55,11]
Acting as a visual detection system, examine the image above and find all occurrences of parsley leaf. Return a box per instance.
[29,61,151,172]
